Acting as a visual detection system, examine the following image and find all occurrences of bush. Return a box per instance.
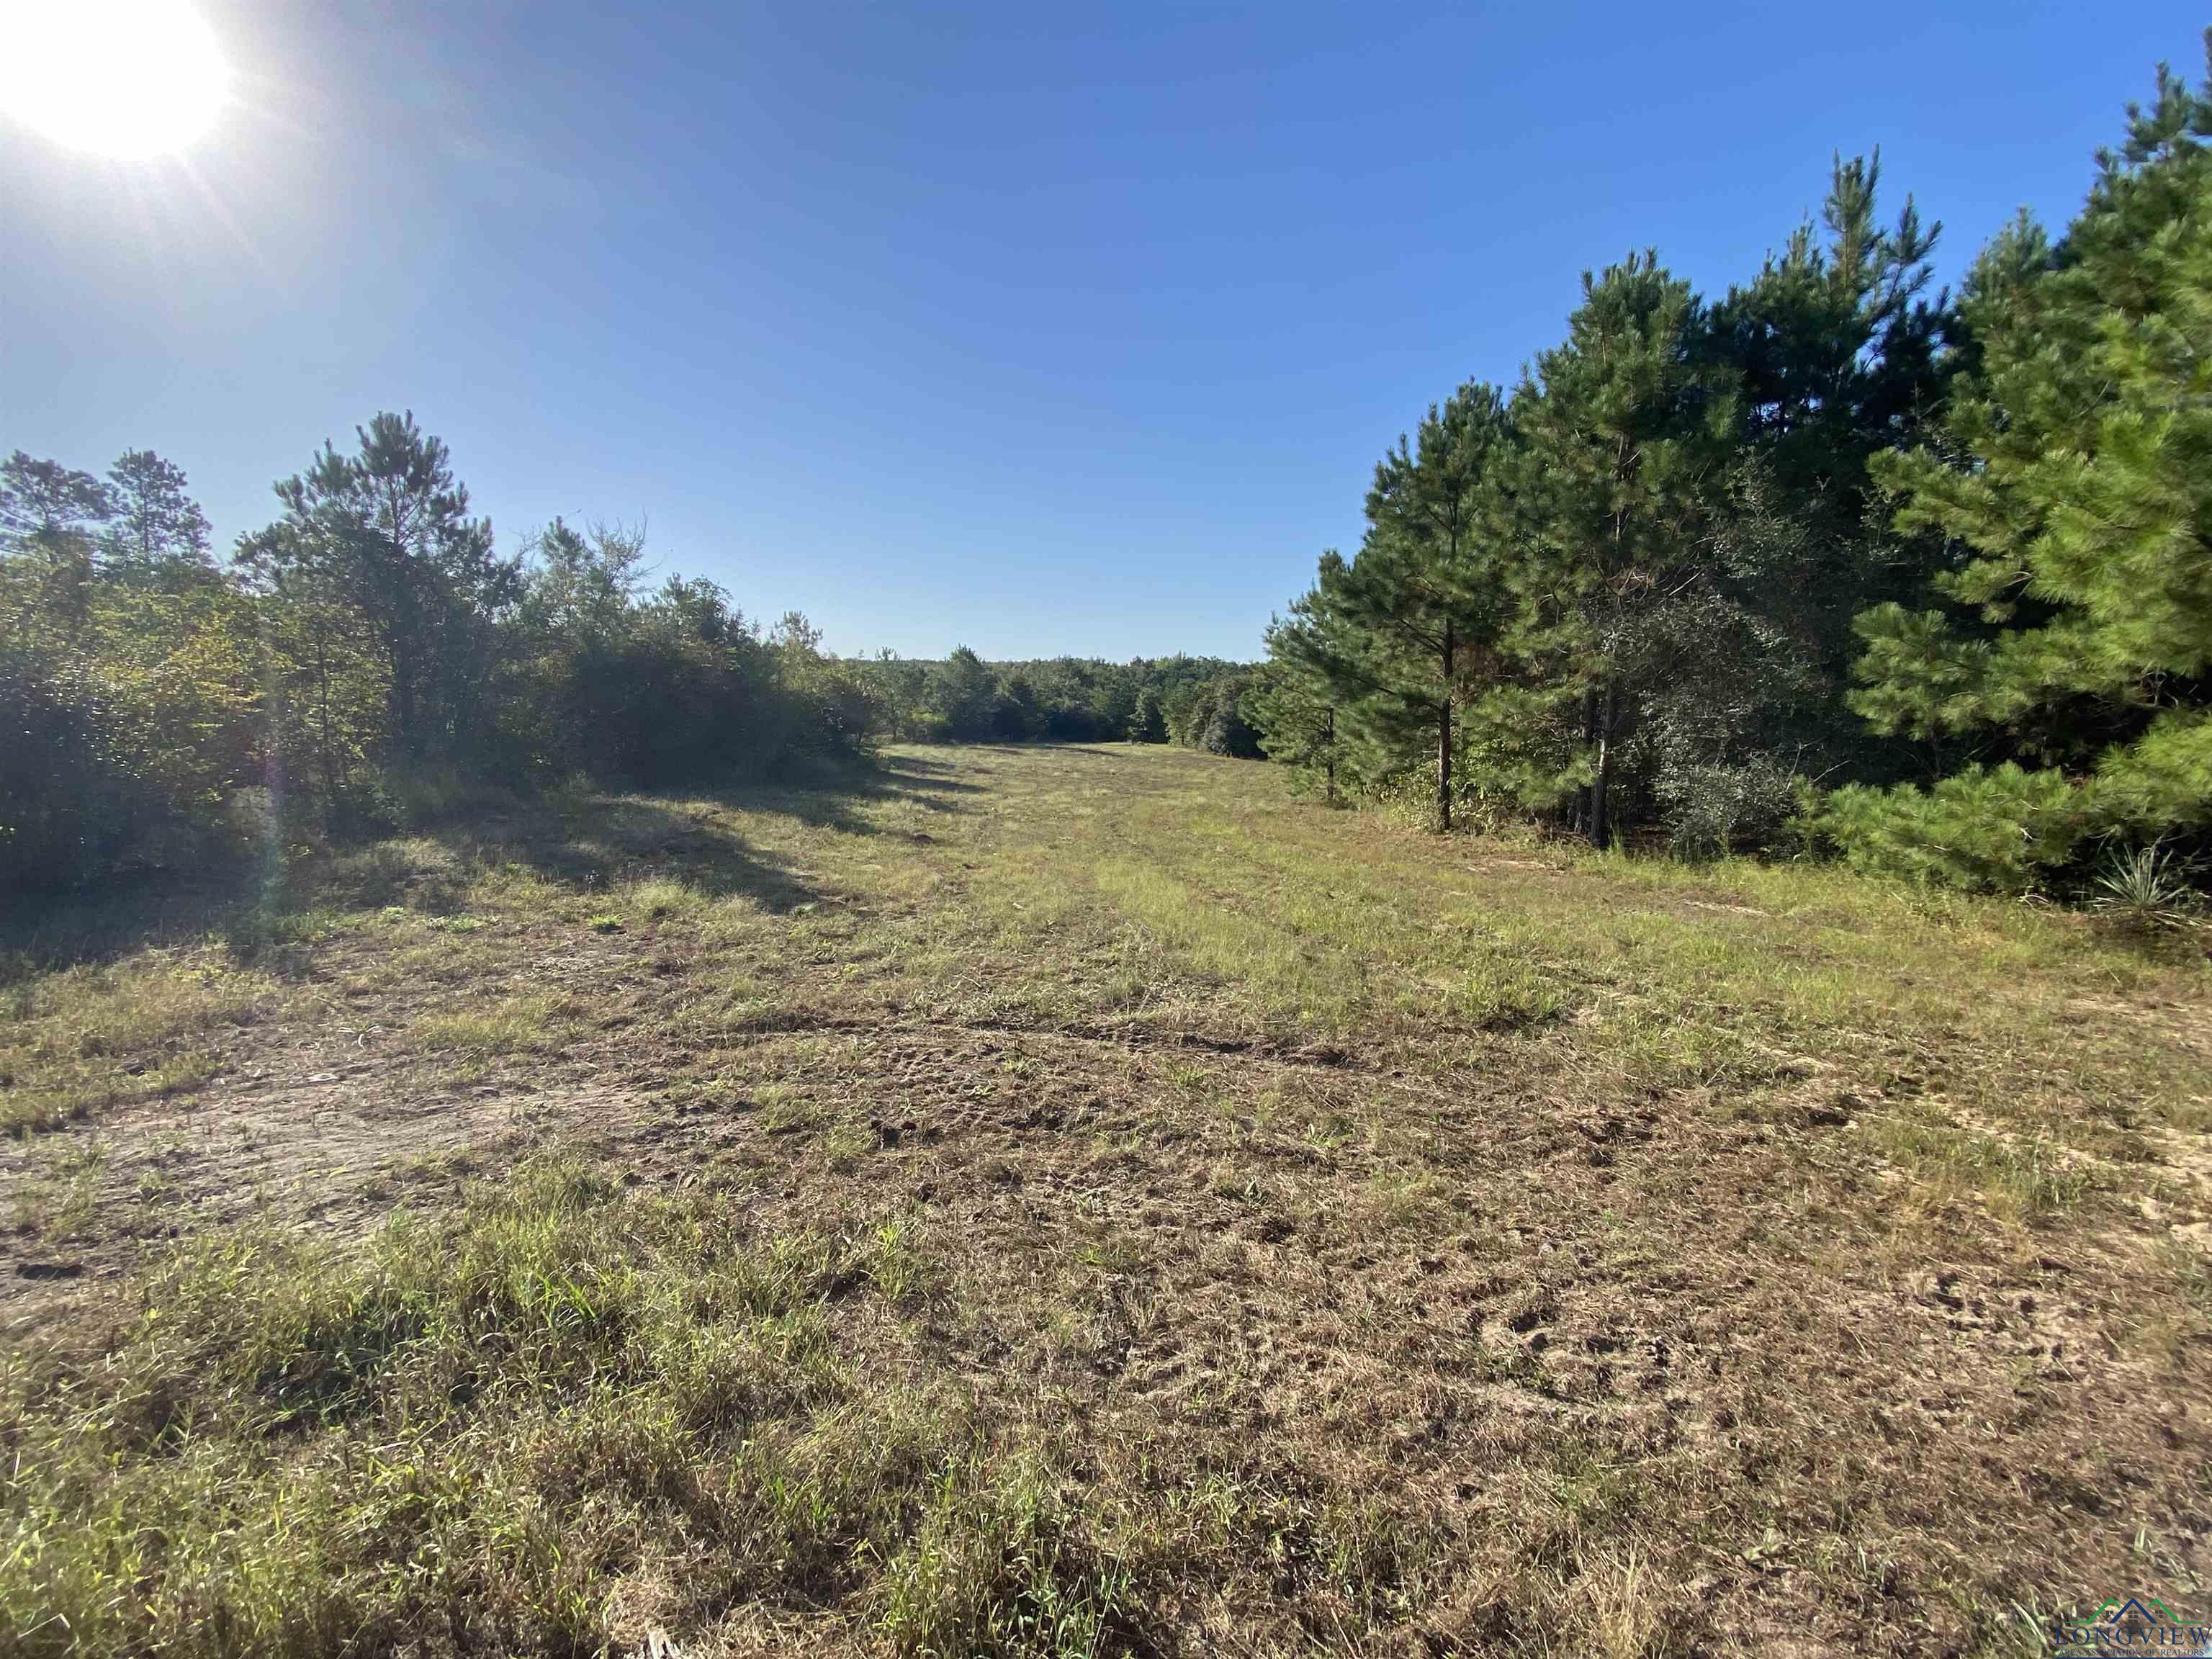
[0,583,260,895]
[2086,841,2202,932]
[1654,757,1802,860]
[1818,764,2089,891]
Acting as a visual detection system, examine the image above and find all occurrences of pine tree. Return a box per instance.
[1835,40,2212,884]
[1246,652,1341,800]
[246,413,513,760]
[0,451,112,626]
[1272,384,1509,832]
[1688,156,1956,790]
[1483,255,1738,848]
[100,450,216,588]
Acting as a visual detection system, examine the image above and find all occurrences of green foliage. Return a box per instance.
[1263,157,1956,855]
[100,448,216,587]
[1653,756,1804,862]
[1268,384,1511,832]
[1262,45,2212,896]
[499,521,866,788]
[2087,840,2202,932]
[0,557,261,886]
[1819,764,2087,890]
[1837,44,2212,881]
[2,424,888,899]
[240,411,516,765]
[1197,674,1262,758]
[1126,686,1166,744]
[1245,657,1341,799]
[852,651,1244,750]
[1481,253,1742,848]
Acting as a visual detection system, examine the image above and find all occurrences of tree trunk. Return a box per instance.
[1589,677,1617,851]
[315,629,337,804]
[1437,620,1454,835]
[1572,683,1596,835]
[1323,709,1337,805]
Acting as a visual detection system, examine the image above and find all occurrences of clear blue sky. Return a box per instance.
[3,3,2202,660]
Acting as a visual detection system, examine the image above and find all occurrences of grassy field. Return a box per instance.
[3,742,2208,1656]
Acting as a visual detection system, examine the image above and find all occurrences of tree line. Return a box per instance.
[0,415,895,895]
[12,45,2203,903]
[854,648,1259,755]
[1249,42,2212,891]
[0,417,1267,898]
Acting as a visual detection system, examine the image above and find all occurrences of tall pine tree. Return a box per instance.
[1481,255,1738,848]
[1274,383,1509,832]
[243,413,515,760]
[1833,42,2212,885]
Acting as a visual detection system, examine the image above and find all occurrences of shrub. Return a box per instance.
[1653,757,1802,860]
[1818,764,2088,891]
[2087,841,2201,932]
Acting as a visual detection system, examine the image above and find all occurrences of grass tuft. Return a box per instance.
[410,994,567,1058]
[0,1158,990,1658]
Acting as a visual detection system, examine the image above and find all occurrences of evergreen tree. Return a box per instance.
[1127,685,1166,743]
[1685,156,1956,802]
[1246,652,1341,801]
[1482,255,1738,848]
[100,449,216,588]
[0,451,112,555]
[0,451,112,625]
[1197,672,1262,758]
[1834,42,2212,884]
[246,412,516,760]
[1276,384,1509,831]
[995,671,1043,741]
[935,645,997,738]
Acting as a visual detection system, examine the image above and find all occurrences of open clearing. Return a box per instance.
[4,743,2208,1656]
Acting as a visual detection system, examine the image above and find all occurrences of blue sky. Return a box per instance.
[3,3,2202,660]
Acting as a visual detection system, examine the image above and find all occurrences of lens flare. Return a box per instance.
[0,0,230,159]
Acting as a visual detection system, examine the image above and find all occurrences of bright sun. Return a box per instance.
[0,0,230,159]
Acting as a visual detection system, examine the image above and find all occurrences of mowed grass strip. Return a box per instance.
[2,745,2208,1655]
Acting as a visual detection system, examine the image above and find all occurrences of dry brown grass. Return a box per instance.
[2,743,2208,1655]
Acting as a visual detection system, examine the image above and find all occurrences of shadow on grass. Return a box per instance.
[0,864,265,978]
[0,752,979,972]
[744,752,986,834]
[380,793,827,915]
[1046,745,1128,760]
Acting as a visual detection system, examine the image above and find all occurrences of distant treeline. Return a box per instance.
[1249,42,2212,891]
[854,649,1259,754]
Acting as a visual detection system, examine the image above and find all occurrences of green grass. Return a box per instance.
[0,952,276,1135]
[4,743,2209,1655]
[409,993,569,1058]
[0,1160,1030,1658]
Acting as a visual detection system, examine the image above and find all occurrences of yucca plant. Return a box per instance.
[2087,840,2202,932]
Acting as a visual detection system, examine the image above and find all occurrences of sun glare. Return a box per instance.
[0,0,230,159]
